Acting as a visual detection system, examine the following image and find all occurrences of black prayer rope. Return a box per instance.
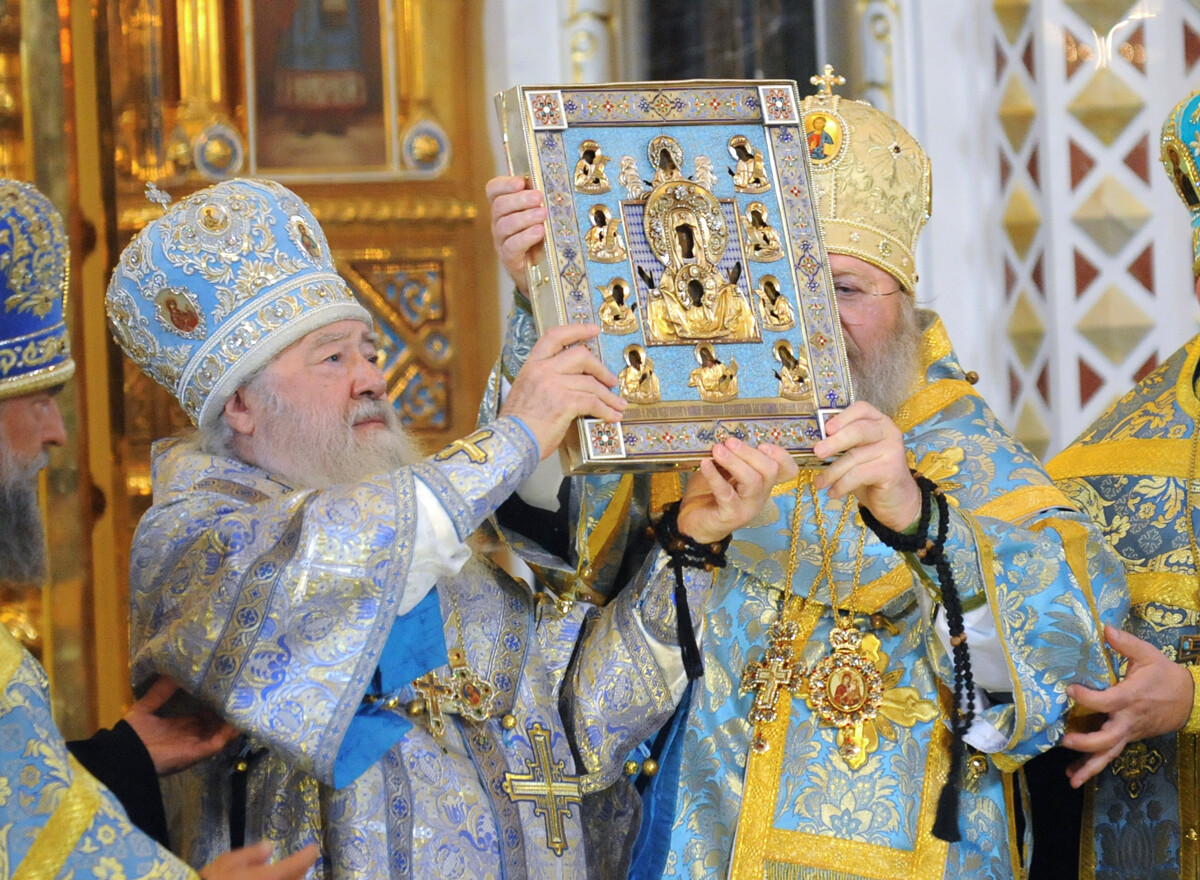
[859,472,975,844]
[652,500,730,681]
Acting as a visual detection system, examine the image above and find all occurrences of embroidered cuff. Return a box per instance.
[1184,665,1200,735]
[411,416,540,542]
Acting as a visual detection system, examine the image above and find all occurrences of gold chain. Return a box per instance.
[799,471,868,618]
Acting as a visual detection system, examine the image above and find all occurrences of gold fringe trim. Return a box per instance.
[974,485,1072,524]
[13,756,103,880]
[1047,439,1195,481]
[1182,732,1200,879]
[1128,572,1200,611]
[0,628,25,690]
[894,379,977,433]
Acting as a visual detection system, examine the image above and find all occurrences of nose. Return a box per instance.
[40,398,67,448]
[351,353,387,400]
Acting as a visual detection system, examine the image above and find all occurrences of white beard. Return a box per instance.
[250,385,426,489]
[844,297,923,419]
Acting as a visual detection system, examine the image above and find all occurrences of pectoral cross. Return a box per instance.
[740,620,801,725]
[435,430,493,463]
[411,673,458,737]
[502,723,582,856]
[810,64,845,97]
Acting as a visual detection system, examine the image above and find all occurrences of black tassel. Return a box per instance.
[672,562,705,680]
[652,500,731,682]
[861,473,973,845]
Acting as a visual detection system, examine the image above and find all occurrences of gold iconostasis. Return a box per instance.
[2,0,493,737]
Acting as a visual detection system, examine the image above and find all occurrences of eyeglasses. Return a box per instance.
[832,275,902,308]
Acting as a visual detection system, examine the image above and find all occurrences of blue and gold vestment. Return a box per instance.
[129,416,696,879]
[491,305,1126,880]
[0,627,193,879]
[1051,333,1200,880]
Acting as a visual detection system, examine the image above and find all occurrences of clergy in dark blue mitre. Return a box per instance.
[0,179,317,880]
[105,177,793,878]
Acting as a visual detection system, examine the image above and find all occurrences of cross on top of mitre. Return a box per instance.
[810,64,845,97]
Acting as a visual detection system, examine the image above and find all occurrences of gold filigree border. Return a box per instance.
[729,599,951,879]
[1048,439,1195,481]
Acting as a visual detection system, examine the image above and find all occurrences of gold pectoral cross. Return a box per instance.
[435,430,493,463]
[502,723,582,856]
[740,621,801,726]
[410,649,495,736]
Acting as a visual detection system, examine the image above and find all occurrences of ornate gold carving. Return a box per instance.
[688,343,738,402]
[617,344,660,405]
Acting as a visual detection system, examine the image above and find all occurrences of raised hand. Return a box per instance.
[677,438,797,544]
[1061,625,1194,787]
[500,323,627,459]
[123,676,238,776]
[199,841,320,880]
[487,175,547,296]
[812,401,921,533]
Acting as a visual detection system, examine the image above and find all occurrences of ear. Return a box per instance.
[222,388,256,437]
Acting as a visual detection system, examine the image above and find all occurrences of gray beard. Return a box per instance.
[249,385,426,489]
[0,447,47,584]
[845,298,923,419]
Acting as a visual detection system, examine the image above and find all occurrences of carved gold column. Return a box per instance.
[169,0,242,179]
[565,0,618,83]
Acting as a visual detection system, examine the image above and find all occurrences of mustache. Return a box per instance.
[350,398,394,427]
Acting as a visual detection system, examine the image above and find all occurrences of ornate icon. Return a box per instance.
[597,278,638,334]
[743,202,784,262]
[755,275,795,331]
[573,139,611,194]
[583,204,627,262]
[639,172,759,344]
[617,343,660,404]
[154,288,206,339]
[804,111,844,165]
[647,135,686,186]
[728,134,771,193]
[773,340,809,402]
[688,342,738,402]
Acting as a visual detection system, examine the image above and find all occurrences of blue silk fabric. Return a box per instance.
[128,416,693,878]
[1051,334,1200,880]
[490,304,1127,880]
[0,628,192,879]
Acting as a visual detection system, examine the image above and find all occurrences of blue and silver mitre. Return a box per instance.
[1161,88,1200,274]
[0,180,74,401]
[106,178,371,426]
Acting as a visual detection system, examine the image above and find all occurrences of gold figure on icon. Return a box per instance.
[640,178,758,344]
[648,135,686,186]
[689,342,738,403]
[743,202,784,262]
[773,339,809,401]
[728,135,771,193]
[574,139,611,194]
[755,275,795,331]
[584,204,627,263]
[597,278,638,335]
[617,343,660,405]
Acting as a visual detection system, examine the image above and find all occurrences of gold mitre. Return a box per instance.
[801,66,931,292]
[1160,86,1200,275]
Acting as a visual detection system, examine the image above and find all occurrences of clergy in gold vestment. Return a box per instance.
[485,69,1127,880]
[1048,87,1200,880]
